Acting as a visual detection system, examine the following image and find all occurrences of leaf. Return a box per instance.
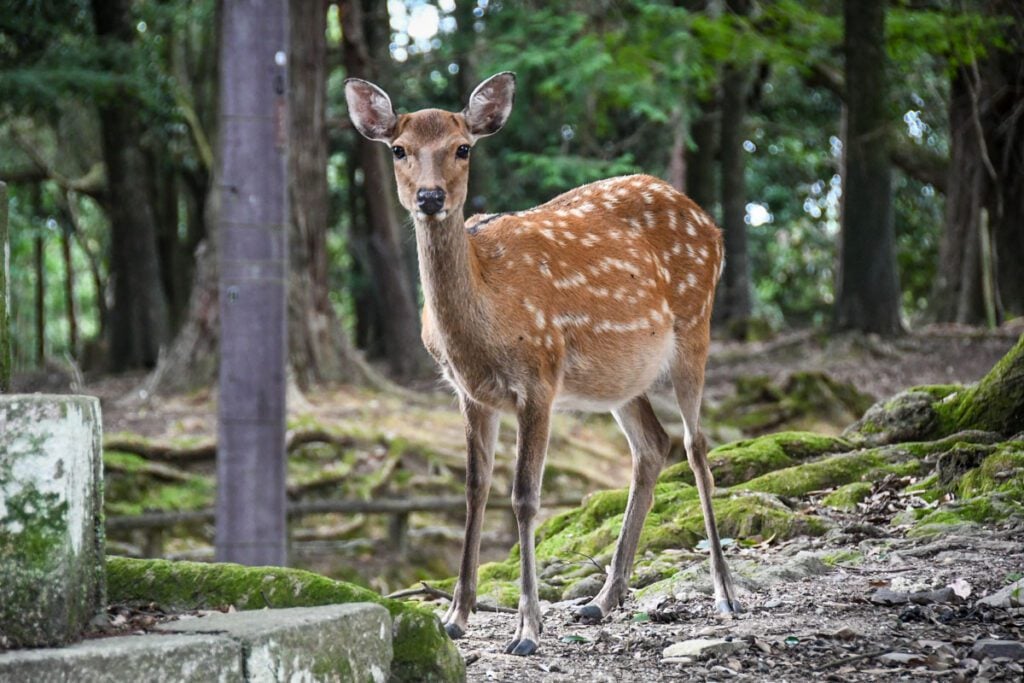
[784,636,800,647]
[632,612,650,623]
[560,634,589,644]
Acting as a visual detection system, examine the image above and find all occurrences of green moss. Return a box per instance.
[822,481,874,510]
[105,557,464,683]
[934,335,1024,437]
[958,446,1024,498]
[738,450,885,497]
[660,432,852,488]
[821,549,863,566]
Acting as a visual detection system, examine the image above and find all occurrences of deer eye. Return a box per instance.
[392,146,406,160]
[456,144,471,159]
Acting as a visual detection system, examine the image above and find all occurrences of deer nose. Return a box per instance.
[416,188,446,215]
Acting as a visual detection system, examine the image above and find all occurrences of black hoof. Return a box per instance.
[573,603,604,624]
[715,598,743,614]
[444,622,465,639]
[509,638,538,656]
[503,638,519,654]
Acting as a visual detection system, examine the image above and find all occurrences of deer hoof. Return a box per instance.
[715,598,743,614]
[504,638,538,656]
[573,604,605,624]
[444,623,465,639]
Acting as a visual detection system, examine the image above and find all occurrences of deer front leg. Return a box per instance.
[443,396,500,639]
[504,394,552,656]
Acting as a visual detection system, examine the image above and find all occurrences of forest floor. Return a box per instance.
[450,519,1023,682]
[11,325,1024,681]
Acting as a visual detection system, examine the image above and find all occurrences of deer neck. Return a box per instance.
[413,211,493,351]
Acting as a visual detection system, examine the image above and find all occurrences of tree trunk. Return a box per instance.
[341,0,429,381]
[144,0,391,397]
[60,225,77,357]
[215,0,288,567]
[687,98,718,215]
[834,0,903,336]
[92,0,170,369]
[931,69,986,324]
[929,2,1022,324]
[34,231,45,365]
[719,59,751,339]
[0,181,9,391]
[288,0,361,386]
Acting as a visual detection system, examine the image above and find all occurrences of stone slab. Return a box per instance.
[0,395,104,648]
[0,632,242,683]
[158,603,392,682]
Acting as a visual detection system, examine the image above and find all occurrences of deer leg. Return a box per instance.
[443,396,500,639]
[504,394,552,656]
[576,395,669,623]
[672,355,742,614]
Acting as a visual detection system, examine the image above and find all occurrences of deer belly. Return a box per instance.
[554,327,675,412]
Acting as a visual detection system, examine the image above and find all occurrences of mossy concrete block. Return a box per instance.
[106,557,464,682]
[0,395,104,648]
[157,604,391,683]
[0,632,241,683]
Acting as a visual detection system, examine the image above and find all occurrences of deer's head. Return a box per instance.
[345,72,516,221]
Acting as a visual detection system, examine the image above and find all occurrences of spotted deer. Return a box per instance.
[345,72,740,656]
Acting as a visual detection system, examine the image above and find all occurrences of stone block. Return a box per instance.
[0,395,104,648]
[0,633,241,683]
[158,603,392,682]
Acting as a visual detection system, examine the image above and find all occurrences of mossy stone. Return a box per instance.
[105,557,464,683]
[1,395,105,649]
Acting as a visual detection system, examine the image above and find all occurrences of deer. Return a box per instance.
[345,72,740,656]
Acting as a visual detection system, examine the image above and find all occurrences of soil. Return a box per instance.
[448,519,1024,682]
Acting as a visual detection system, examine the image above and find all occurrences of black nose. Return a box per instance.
[416,188,446,215]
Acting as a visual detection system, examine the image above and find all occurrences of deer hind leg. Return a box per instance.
[671,343,742,614]
[442,395,500,639]
[504,393,553,656]
[575,394,669,624]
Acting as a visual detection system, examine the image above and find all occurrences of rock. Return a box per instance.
[870,587,957,606]
[563,574,605,600]
[0,632,241,682]
[977,578,1024,609]
[662,638,747,659]
[157,604,393,682]
[878,651,927,667]
[844,390,940,446]
[971,639,1024,661]
[0,395,104,648]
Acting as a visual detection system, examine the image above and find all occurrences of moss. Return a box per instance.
[934,334,1024,437]
[738,450,885,497]
[822,481,874,510]
[105,557,464,683]
[660,432,852,488]
[957,446,1024,498]
[821,549,863,566]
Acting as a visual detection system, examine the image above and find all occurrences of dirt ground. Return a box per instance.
[447,520,1024,682]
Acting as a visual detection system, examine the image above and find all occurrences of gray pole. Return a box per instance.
[215,0,289,565]
[0,181,9,392]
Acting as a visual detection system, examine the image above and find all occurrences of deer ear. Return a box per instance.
[345,78,398,143]
[463,72,515,141]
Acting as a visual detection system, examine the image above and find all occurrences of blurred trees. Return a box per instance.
[0,0,1020,383]
[834,0,902,335]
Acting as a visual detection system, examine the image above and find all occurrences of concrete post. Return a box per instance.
[0,395,105,647]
